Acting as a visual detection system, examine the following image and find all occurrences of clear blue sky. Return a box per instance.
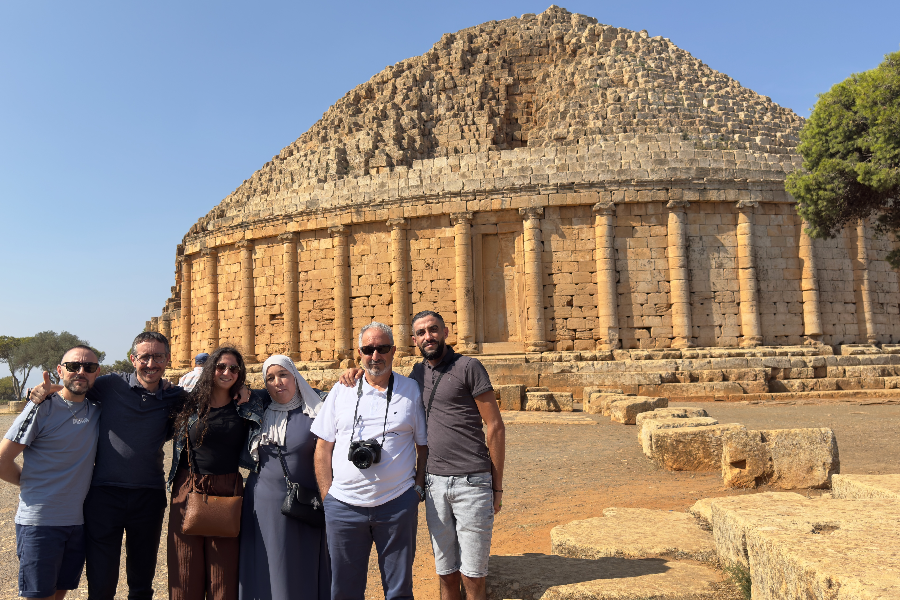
[1,0,898,379]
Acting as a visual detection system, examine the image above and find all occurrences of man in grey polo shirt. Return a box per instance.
[0,345,102,600]
[339,311,505,600]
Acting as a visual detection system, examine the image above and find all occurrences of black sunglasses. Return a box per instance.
[215,363,241,374]
[360,345,394,356]
[62,362,100,374]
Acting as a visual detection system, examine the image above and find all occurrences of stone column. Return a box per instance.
[593,200,620,350]
[179,256,192,367]
[330,225,353,360]
[797,223,823,345]
[667,200,694,348]
[388,218,413,356]
[236,240,256,361]
[855,220,878,344]
[278,233,300,359]
[150,317,159,332]
[736,201,762,347]
[202,247,219,351]
[519,207,549,352]
[160,314,172,343]
[452,212,478,354]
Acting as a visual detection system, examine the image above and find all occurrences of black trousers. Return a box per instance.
[83,485,167,600]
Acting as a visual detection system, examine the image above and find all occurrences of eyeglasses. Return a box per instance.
[133,353,169,365]
[62,362,100,374]
[360,345,394,356]
[215,363,240,374]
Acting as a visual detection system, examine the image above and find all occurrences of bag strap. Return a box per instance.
[426,368,446,423]
[277,446,294,485]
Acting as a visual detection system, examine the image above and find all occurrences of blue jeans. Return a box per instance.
[425,472,494,578]
[324,487,419,600]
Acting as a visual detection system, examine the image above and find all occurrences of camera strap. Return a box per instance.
[425,368,446,424]
[353,373,394,446]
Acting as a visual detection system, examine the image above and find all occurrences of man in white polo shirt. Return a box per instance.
[312,321,427,600]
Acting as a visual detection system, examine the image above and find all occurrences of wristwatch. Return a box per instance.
[414,485,426,502]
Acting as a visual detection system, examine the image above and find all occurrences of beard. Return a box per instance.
[418,338,446,360]
[64,377,92,395]
[363,359,389,378]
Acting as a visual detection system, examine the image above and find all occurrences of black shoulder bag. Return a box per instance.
[278,446,326,528]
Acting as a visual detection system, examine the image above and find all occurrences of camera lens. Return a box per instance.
[351,446,375,469]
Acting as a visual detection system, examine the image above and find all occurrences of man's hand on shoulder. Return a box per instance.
[338,368,364,387]
[26,372,64,405]
[235,385,251,405]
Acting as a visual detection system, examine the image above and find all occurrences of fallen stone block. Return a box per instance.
[721,428,839,489]
[634,407,710,430]
[496,384,524,411]
[608,396,668,424]
[711,494,900,599]
[832,474,900,500]
[7,400,26,413]
[502,412,597,426]
[649,424,745,471]
[640,417,719,457]
[582,386,624,400]
[690,492,804,529]
[525,391,573,412]
[584,392,633,415]
[526,386,549,392]
[551,508,717,563]
[485,554,724,600]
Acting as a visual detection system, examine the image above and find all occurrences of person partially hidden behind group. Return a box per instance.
[238,354,331,600]
[166,346,255,600]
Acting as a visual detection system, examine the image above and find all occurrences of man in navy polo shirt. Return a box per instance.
[0,345,103,599]
[30,331,186,600]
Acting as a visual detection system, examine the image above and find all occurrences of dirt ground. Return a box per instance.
[0,400,898,599]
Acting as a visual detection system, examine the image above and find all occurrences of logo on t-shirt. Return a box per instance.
[72,417,90,425]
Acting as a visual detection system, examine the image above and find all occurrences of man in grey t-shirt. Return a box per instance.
[0,345,102,600]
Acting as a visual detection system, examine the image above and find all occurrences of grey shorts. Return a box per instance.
[424,472,495,578]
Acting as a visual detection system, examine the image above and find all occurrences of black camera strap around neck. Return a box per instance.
[353,373,394,445]
[425,367,446,424]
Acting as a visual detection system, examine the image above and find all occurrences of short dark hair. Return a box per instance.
[412,310,445,328]
[130,331,171,356]
[61,345,99,363]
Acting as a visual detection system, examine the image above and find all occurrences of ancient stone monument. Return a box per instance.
[150,6,900,381]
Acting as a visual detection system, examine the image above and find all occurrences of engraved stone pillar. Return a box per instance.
[330,225,353,360]
[388,218,412,356]
[736,201,762,347]
[667,200,694,348]
[236,240,256,361]
[855,220,878,344]
[160,314,171,343]
[179,257,192,367]
[593,200,620,350]
[452,212,478,354]
[278,233,300,359]
[520,207,549,352]
[798,223,823,345]
[202,247,219,351]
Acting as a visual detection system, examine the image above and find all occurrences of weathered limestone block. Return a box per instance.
[496,384,524,411]
[641,417,719,457]
[525,391,573,412]
[608,396,668,424]
[711,495,900,599]
[526,386,550,392]
[634,407,710,429]
[582,386,624,399]
[584,392,632,415]
[485,554,724,600]
[832,474,900,500]
[721,428,839,489]
[649,424,745,471]
[551,508,716,563]
[7,401,26,413]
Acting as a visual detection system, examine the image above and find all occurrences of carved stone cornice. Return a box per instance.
[666,199,690,210]
[200,247,216,257]
[592,200,616,215]
[386,218,408,230]
[278,232,299,243]
[329,225,350,237]
[235,240,252,250]
[736,199,759,211]
[451,212,473,226]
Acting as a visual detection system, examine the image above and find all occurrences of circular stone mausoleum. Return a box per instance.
[151,5,900,369]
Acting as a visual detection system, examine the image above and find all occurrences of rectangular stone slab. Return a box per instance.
[640,417,719,457]
[649,424,745,471]
[710,495,900,599]
[486,554,725,600]
[832,474,900,500]
[525,391,574,412]
[497,384,525,411]
[634,407,710,430]
[608,396,668,424]
[721,428,839,490]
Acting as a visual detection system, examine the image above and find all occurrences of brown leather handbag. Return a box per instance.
[181,435,243,538]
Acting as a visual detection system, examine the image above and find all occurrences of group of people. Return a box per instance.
[0,309,506,600]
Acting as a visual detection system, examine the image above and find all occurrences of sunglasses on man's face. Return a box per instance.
[360,345,394,356]
[215,363,241,374]
[62,362,100,374]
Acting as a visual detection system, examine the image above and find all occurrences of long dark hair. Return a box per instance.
[172,346,246,447]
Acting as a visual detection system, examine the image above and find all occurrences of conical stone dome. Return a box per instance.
[189,5,803,236]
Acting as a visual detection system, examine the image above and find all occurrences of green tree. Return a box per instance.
[787,50,900,265]
[0,376,18,403]
[28,330,105,383]
[100,350,135,375]
[0,335,37,400]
